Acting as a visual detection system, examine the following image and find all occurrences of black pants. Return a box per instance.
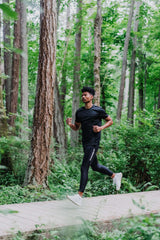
[79,145,113,193]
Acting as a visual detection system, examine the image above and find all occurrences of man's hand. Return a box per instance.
[93,116,113,133]
[93,125,102,133]
[66,118,72,127]
[66,118,81,131]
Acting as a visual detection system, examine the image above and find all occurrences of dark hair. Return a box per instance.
[81,86,95,96]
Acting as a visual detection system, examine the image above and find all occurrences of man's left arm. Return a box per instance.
[93,116,113,133]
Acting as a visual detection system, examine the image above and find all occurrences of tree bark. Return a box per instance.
[71,0,82,146]
[60,3,71,116]
[53,76,67,155]
[52,0,67,154]
[3,0,12,115]
[127,1,141,124]
[116,0,135,121]
[94,0,102,107]
[138,51,146,113]
[20,0,28,138]
[24,0,57,186]
[9,0,21,127]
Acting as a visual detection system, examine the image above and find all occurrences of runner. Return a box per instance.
[66,86,122,206]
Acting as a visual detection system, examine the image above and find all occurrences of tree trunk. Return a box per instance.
[9,0,21,127]
[139,76,144,111]
[3,0,12,115]
[116,0,135,121]
[127,1,141,124]
[71,0,82,147]
[94,0,102,107]
[60,4,71,116]
[138,52,146,113]
[53,76,67,155]
[20,0,28,138]
[24,0,57,186]
[52,0,67,154]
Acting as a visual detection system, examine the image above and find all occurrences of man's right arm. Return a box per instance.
[66,118,81,131]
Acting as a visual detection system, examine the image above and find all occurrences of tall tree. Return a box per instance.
[3,0,12,114]
[71,0,82,146]
[24,0,57,186]
[52,0,67,154]
[60,4,71,116]
[116,0,135,121]
[127,1,141,124]
[20,0,28,137]
[53,77,66,154]
[94,0,102,106]
[9,0,21,127]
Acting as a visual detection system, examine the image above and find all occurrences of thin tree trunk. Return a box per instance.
[9,0,21,127]
[24,0,57,186]
[52,0,67,154]
[139,76,144,111]
[3,0,12,114]
[138,52,146,113]
[53,76,67,154]
[20,0,28,138]
[127,1,141,124]
[71,0,82,147]
[116,0,135,121]
[94,0,102,107]
[0,10,9,168]
[60,3,71,116]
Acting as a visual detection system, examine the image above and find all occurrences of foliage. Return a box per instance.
[0,135,30,184]
[11,214,160,240]
[102,118,160,188]
[0,185,56,205]
[0,2,17,19]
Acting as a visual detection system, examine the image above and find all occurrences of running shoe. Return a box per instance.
[113,172,122,190]
[67,194,82,206]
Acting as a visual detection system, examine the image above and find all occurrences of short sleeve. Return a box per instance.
[75,110,81,123]
[99,107,109,119]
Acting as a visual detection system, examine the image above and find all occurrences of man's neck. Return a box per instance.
[85,102,93,109]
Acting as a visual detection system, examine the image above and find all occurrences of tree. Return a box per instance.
[20,0,28,137]
[127,1,141,124]
[52,0,67,155]
[94,0,102,106]
[9,0,21,127]
[117,0,135,121]
[3,0,12,115]
[60,4,71,116]
[24,0,57,186]
[71,0,82,146]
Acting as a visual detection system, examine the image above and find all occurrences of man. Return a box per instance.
[66,86,122,206]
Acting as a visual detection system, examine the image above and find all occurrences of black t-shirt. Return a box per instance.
[75,105,108,146]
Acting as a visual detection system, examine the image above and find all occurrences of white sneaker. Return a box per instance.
[67,194,82,206]
[113,173,122,190]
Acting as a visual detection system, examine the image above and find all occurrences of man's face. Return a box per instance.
[82,92,93,103]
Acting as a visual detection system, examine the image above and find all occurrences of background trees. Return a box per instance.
[0,0,159,189]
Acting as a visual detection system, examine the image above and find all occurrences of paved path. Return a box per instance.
[0,190,160,238]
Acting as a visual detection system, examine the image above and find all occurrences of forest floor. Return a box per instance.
[0,190,160,239]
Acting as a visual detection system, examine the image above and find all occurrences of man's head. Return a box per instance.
[81,87,95,96]
[81,87,95,103]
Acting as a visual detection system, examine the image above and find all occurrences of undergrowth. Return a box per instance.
[11,214,160,240]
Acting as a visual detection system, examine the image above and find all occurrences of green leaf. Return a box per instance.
[0,3,17,20]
